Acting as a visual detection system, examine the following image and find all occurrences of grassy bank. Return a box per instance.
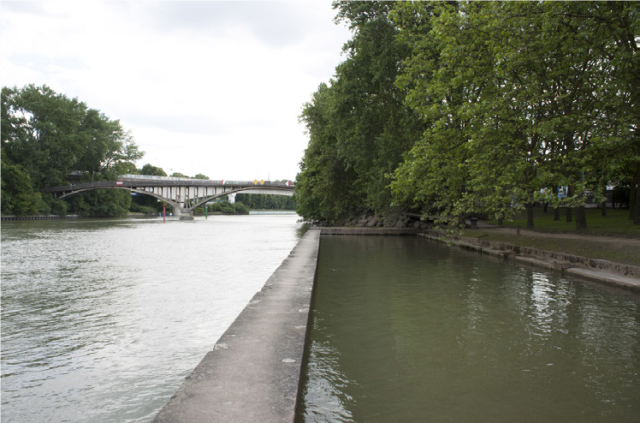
[486,207,639,237]
[460,208,639,267]
[464,230,639,267]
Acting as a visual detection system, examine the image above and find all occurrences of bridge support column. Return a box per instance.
[179,211,194,220]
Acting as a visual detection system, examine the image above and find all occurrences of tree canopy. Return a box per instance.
[296,1,424,224]
[296,1,638,228]
[1,84,144,216]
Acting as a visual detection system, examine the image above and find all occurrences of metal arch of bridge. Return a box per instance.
[45,177,295,219]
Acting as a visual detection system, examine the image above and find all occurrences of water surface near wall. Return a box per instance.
[297,235,639,423]
[1,215,305,423]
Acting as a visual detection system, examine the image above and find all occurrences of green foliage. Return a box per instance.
[296,1,424,223]
[196,201,249,215]
[2,85,143,189]
[193,173,209,180]
[1,152,41,215]
[131,193,162,212]
[235,193,296,210]
[219,202,234,214]
[50,198,68,216]
[234,201,249,215]
[67,188,131,218]
[295,1,637,227]
[141,164,167,176]
[389,1,638,229]
[1,84,144,217]
[208,202,222,213]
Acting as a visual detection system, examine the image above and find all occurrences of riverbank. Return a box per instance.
[0,214,80,221]
[420,228,640,292]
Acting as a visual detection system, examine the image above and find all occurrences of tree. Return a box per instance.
[76,109,142,181]
[296,1,423,223]
[1,84,145,217]
[390,1,638,229]
[297,83,362,223]
[2,85,89,189]
[1,151,42,215]
[141,164,167,176]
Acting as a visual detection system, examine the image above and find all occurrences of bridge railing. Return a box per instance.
[119,174,294,187]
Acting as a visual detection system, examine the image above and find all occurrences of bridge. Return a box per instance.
[45,174,295,220]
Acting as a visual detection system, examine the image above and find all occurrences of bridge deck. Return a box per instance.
[45,177,295,217]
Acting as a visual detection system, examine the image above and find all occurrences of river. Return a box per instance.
[1,214,305,423]
[297,235,640,423]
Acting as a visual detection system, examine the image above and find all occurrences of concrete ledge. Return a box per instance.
[513,256,571,272]
[152,230,321,423]
[418,232,640,292]
[564,268,640,291]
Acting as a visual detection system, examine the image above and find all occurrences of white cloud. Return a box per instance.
[1,0,351,180]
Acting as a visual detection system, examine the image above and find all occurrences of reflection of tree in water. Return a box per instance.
[576,287,638,406]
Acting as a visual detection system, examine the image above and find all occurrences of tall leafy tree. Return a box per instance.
[297,83,361,223]
[141,164,167,176]
[1,84,144,217]
[296,1,423,222]
[76,109,142,181]
[391,1,638,229]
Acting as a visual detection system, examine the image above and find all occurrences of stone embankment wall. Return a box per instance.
[346,213,431,230]
[420,230,640,291]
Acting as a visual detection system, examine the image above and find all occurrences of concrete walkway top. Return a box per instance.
[152,229,321,423]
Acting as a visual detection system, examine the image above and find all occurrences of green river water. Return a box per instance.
[297,235,639,423]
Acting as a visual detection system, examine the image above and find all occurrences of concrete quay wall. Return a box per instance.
[152,229,321,423]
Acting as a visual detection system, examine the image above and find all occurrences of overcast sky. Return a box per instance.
[1,1,352,181]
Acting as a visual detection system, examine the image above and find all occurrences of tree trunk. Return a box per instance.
[601,201,607,217]
[575,206,587,230]
[553,186,560,221]
[631,144,640,224]
[526,203,534,229]
[566,185,574,223]
[543,202,548,213]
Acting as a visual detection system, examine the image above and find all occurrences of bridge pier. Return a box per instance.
[173,207,194,220]
[179,212,194,221]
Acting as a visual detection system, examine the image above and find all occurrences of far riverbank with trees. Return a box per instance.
[1,85,295,218]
